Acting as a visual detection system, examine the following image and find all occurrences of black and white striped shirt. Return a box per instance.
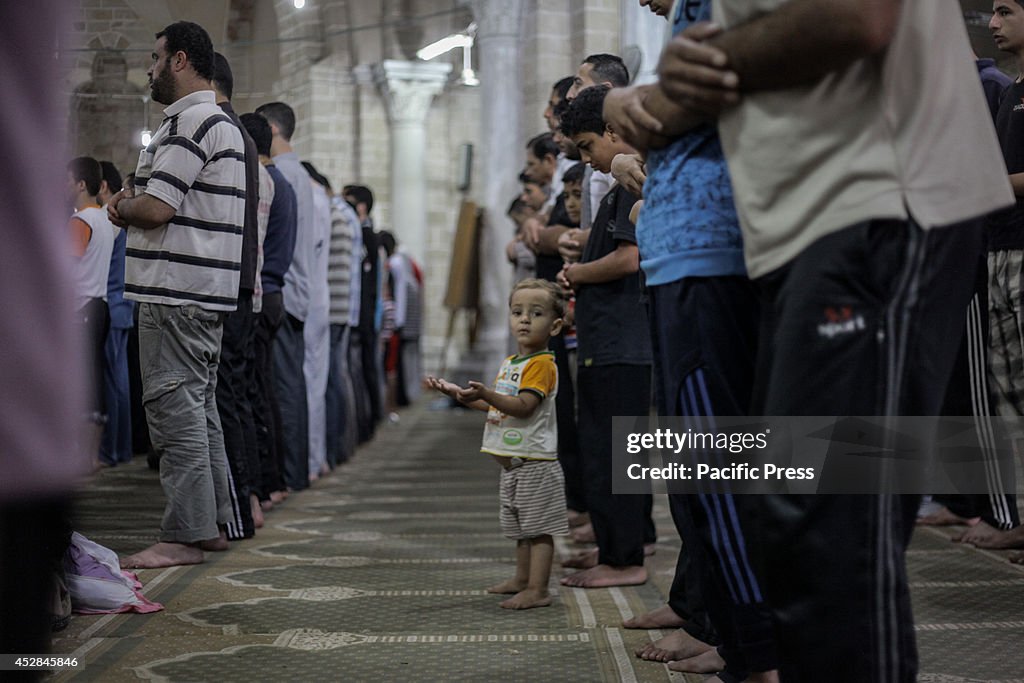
[125,90,246,311]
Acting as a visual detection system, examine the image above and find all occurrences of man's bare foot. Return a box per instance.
[563,548,598,569]
[260,499,274,513]
[561,564,647,588]
[120,542,203,569]
[635,628,712,661]
[1010,551,1024,564]
[957,522,1024,549]
[270,490,287,504]
[567,509,590,528]
[251,495,264,529]
[644,543,656,557]
[198,530,228,552]
[918,505,980,526]
[667,647,726,673]
[624,604,687,630]
[571,523,595,544]
[499,588,552,610]
[487,578,527,594]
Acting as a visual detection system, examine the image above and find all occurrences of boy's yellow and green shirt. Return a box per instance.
[480,351,558,460]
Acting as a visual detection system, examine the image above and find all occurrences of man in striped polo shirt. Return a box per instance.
[108,21,245,569]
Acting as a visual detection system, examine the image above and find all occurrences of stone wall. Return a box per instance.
[64,0,633,376]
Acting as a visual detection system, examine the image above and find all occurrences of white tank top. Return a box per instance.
[73,206,115,310]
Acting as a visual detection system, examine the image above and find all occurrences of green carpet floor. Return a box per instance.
[50,405,1024,682]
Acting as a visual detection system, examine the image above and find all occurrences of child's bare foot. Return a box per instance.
[270,490,287,504]
[667,647,726,673]
[563,548,598,569]
[623,604,686,630]
[260,499,274,513]
[120,542,204,569]
[561,564,647,588]
[499,588,552,610]
[487,578,527,594]
[635,629,712,661]
[571,523,595,543]
[567,509,590,528]
[644,543,656,557]
[917,505,980,526]
[956,521,1024,549]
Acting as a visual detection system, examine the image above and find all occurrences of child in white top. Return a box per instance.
[428,279,569,609]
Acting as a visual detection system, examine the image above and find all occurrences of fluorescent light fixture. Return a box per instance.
[293,0,305,8]
[417,33,472,61]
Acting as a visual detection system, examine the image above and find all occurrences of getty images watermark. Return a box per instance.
[611,416,1022,495]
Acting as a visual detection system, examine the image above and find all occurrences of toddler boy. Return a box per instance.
[428,279,569,609]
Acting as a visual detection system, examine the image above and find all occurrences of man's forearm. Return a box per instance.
[1010,173,1024,199]
[118,194,174,230]
[712,0,900,92]
[644,86,707,137]
[537,225,570,255]
[571,245,638,286]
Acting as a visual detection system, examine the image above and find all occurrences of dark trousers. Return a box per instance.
[326,324,356,467]
[750,218,982,682]
[100,326,132,465]
[935,252,1019,529]
[254,291,285,498]
[274,310,309,490]
[128,309,152,456]
[216,291,257,539]
[360,326,383,429]
[649,277,775,676]
[81,297,109,418]
[349,328,373,443]
[0,497,71,680]
[577,363,653,567]
[551,334,586,512]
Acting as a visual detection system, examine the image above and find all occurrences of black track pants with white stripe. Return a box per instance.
[749,217,983,683]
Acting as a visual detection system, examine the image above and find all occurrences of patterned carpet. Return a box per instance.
[50,405,1024,682]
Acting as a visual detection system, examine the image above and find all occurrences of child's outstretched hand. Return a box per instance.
[457,381,490,403]
[427,376,463,399]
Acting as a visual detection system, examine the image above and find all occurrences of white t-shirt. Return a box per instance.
[72,206,114,310]
[480,352,559,460]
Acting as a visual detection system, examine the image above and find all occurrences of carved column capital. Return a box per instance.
[372,60,451,126]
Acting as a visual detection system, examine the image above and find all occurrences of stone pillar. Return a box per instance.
[620,0,670,85]
[466,0,524,379]
[373,60,452,265]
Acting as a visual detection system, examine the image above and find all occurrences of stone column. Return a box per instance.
[464,0,524,379]
[373,60,452,265]
[620,0,670,85]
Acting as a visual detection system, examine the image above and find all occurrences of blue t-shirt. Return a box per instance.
[636,0,746,286]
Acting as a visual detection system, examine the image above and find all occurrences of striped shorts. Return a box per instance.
[499,459,569,540]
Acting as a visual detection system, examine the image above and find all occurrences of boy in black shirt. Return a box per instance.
[557,85,654,588]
